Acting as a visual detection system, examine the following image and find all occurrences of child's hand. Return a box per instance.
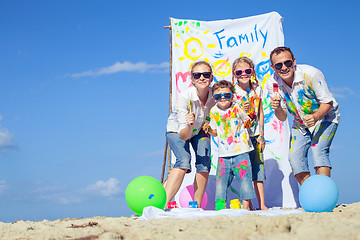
[242,100,250,112]
[202,122,212,133]
[243,119,252,129]
[257,135,265,152]
[186,112,195,126]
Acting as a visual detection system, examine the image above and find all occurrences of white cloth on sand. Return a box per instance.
[139,207,303,220]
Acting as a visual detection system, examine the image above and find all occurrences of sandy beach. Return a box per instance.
[0,202,359,240]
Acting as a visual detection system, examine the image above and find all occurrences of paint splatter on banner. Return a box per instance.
[170,12,300,209]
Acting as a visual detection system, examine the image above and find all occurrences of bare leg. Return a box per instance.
[295,171,311,185]
[242,199,251,210]
[193,172,209,207]
[164,168,187,207]
[315,166,331,177]
[254,181,268,210]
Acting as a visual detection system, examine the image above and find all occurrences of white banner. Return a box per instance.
[170,12,300,209]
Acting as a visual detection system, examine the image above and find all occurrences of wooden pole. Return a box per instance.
[161,141,168,184]
[161,19,172,184]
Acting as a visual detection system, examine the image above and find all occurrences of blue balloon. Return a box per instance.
[299,175,339,212]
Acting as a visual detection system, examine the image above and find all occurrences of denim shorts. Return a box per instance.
[166,129,211,173]
[289,121,338,175]
[249,136,266,181]
[215,153,256,201]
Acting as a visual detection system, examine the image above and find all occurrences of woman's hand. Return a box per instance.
[186,112,195,126]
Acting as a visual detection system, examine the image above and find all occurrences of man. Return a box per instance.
[268,47,340,185]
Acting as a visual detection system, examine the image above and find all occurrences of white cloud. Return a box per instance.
[329,86,356,99]
[0,116,17,152]
[70,61,169,78]
[23,178,122,205]
[85,178,121,197]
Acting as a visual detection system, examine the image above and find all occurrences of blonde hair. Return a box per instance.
[191,61,213,73]
[232,57,258,85]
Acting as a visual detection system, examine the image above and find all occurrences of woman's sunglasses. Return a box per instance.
[233,68,253,77]
[213,92,233,101]
[192,72,212,79]
[274,60,293,70]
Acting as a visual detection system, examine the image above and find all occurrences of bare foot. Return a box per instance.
[260,205,269,210]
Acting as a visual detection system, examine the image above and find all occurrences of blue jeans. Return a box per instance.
[249,136,266,181]
[215,153,256,201]
[166,130,211,173]
[289,121,338,175]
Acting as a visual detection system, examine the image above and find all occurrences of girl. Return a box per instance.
[232,57,268,210]
[165,61,215,208]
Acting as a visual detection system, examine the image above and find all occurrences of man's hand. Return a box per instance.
[303,114,318,127]
[270,96,281,111]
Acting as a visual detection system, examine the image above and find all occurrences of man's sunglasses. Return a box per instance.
[233,68,253,77]
[192,72,212,79]
[213,92,233,101]
[274,60,293,70]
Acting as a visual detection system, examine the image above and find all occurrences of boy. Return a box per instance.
[203,80,255,210]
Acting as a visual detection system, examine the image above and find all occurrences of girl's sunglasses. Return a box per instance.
[274,60,293,70]
[192,72,212,79]
[233,68,253,77]
[213,92,233,101]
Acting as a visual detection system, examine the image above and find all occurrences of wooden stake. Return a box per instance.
[161,18,173,183]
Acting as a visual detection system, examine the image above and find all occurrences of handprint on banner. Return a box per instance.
[255,59,273,81]
[176,71,192,94]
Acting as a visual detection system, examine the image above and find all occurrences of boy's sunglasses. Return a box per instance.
[213,92,233,101]
[274,60,293,70]
[192,72,212,79]
[233,68,253,77]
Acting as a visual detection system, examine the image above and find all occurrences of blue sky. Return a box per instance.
[0,0,359,222]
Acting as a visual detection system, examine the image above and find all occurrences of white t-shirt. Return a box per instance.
[267,64,340,132]
[166,86,215,137]
[234,83,262,137]
[209,102,254,157]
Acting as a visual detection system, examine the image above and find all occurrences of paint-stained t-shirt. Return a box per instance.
[267,64,340,133]
[234,84,262,137]
[209,102,253,157]
[166,86,215,137]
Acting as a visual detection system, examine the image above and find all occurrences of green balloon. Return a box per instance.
[125,176,167,215]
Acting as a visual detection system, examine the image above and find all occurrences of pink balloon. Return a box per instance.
[179,185,208,209]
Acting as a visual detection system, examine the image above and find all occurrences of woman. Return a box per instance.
[165,61,215,208]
